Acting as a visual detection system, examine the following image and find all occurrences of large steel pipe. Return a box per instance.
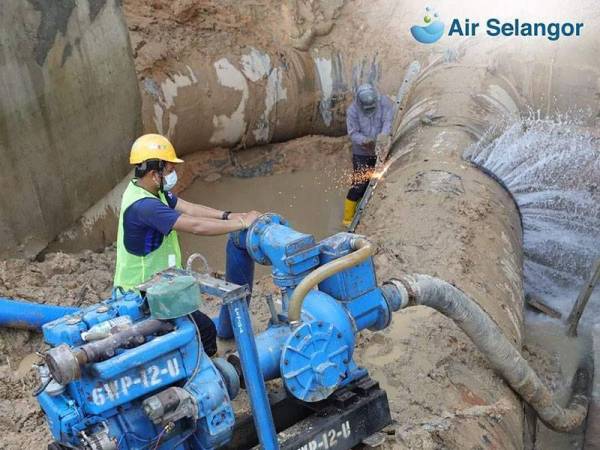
[355,43,527,447]
[139,47,360,155]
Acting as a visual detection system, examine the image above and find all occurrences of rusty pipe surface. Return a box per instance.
[399,274,590,433]
[355,37,529,448]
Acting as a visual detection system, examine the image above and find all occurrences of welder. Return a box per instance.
[114,133,261,354]
[343,83,394,227]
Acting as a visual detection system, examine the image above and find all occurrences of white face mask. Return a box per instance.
[162,170,178,191]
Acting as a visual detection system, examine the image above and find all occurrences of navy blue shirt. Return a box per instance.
[123,190,181,256]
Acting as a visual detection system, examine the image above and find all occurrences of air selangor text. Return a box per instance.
[448,18,584,41]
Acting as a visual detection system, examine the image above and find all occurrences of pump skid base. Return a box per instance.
[227,376,392,450]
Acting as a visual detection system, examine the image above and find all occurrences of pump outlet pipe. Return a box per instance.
[0,298,79,330]
[287,237,374,323]
[391,274,590,433]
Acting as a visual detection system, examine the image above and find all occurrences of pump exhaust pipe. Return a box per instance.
[388,274,590,433]
[45,319,174,384]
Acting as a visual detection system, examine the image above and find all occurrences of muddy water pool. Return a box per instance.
[179,169,348,275]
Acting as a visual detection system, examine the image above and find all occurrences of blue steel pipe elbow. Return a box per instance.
[241,214,321,288]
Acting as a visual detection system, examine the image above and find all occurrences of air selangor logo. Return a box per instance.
[410,8,584,44]
[410,7,445,44]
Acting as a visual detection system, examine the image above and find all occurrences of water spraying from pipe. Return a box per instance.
[464,118,600,325]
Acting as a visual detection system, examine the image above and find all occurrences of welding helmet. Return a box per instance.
[356,84,379,114]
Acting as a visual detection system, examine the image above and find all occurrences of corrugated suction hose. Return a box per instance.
[395,274,590,433]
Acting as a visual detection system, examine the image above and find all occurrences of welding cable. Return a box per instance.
[32,375,53,396]
[151,428,167,450]
[116,415,152,448]
[117,431,152,448]
[168,424,196,449]
[183,313,203,389]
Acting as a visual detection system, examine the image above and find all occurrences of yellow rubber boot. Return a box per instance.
[342,199,358,227]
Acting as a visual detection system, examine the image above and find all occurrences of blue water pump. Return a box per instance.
[225,214,404,404]
[34,213,406,450]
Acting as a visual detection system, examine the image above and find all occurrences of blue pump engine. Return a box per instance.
[38,278,243,450]
[35,214,406,450]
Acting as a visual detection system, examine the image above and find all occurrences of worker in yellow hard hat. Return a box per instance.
[114,133,261,355]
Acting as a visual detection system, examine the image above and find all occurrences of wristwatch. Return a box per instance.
[221,210,232,220]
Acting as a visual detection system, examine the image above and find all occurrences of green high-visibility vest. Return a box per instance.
[114,181,182,290]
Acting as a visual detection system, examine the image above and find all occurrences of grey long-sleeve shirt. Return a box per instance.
[346,96,394,156]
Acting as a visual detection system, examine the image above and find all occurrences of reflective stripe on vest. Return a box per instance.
[114,181,182,290]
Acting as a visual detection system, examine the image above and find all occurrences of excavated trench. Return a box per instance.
[0,0,599,449]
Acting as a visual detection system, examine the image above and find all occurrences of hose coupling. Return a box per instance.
[381,279,411,312]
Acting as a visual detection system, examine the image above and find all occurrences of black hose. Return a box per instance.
[33,375,53,396]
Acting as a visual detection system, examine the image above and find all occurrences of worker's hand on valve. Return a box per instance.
[228,211,261,229]
[242,211,261,228]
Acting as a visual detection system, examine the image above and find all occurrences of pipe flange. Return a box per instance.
[389,277,416,306]
[271,271,307,289]
[245,213,288,265]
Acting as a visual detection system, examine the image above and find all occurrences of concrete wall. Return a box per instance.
[0,0,141,258]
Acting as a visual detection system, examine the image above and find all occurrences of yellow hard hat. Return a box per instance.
[129,134,184,165]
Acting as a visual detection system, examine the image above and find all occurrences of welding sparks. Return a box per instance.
[370,160,393,180]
